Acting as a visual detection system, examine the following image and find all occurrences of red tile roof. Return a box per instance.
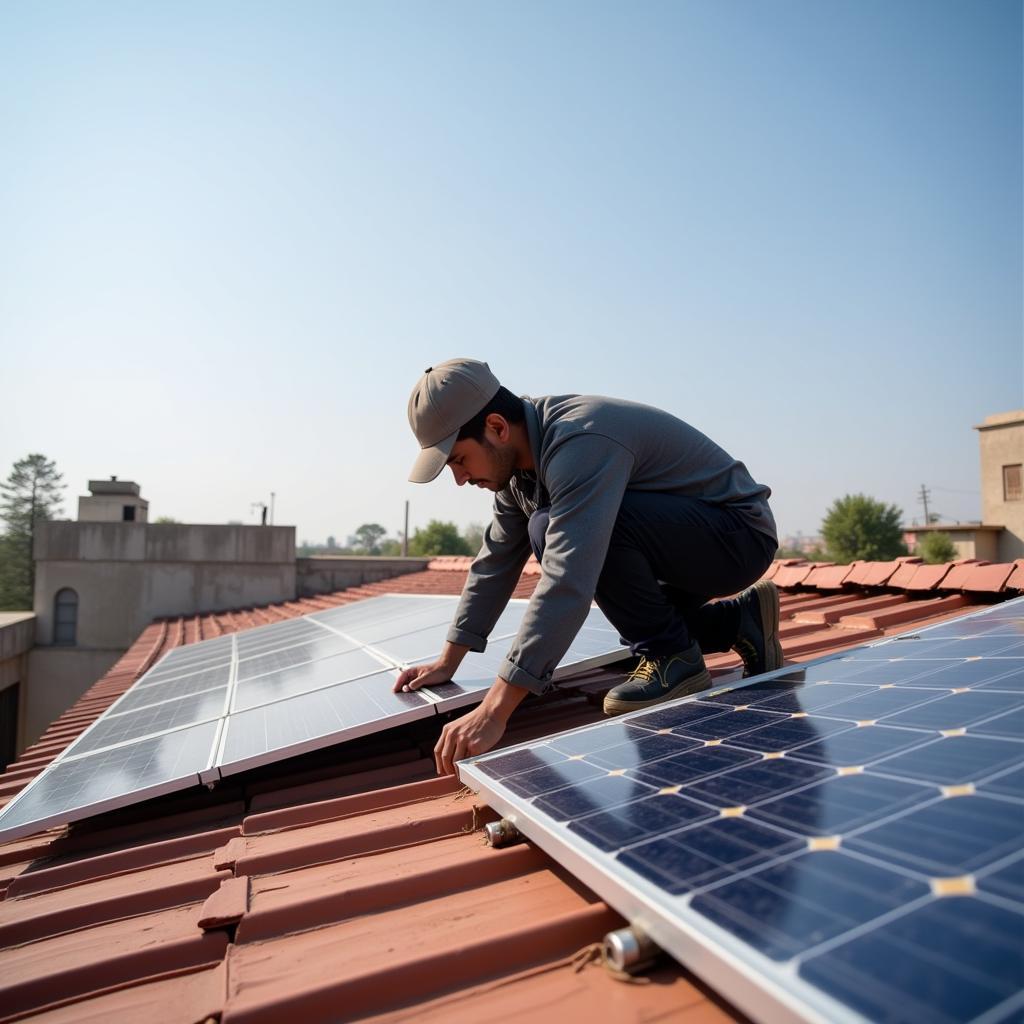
[0,557,1021,1022]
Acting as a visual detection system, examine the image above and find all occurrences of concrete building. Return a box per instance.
[28,518,296,747]
[0,613,33,769]
[976,409,1024,561]
[904,409,1023,561]
[18,480,432,754]
[77,477,149,523]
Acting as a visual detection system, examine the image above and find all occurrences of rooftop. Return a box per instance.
[1,554,1022,1022]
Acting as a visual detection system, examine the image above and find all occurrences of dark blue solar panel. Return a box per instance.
[872,735,1023,785]
[618,817,803,895]
[881,691,1024,731]
[462,598,1024,1024]
[846,795,1024,876]
[692,851,930,961]
[749,774,933,835]
[789,724,934,766]
[800,898,1024,1024]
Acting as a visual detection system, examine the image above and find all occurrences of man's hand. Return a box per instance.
[434,676,530,776]
[394,662,451,693]
[393,641,470,693]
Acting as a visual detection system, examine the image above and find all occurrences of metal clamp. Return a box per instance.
[484,818,524,848]
[603,925,663,974]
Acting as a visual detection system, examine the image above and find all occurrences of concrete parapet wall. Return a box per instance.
[297,556,431,596]
[0,614,35,663]
[34,561,297,648]
[33,522,298,649]
[36,522,295,563]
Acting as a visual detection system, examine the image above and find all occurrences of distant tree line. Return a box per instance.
[0,454,65,610]
[777,493,956,565]
[299,520,486,559]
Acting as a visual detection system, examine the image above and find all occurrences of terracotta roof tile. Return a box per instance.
[803,563,854,589]
[23,964,226,1024]
[0,558,1020,1023]
[941,560,987,589]
[1,903,227,1021]
[844,559,901,586]
[902,562,953,591]
[959,562,1016,593]
[1007,559,1024,590]
[770,562,815,587]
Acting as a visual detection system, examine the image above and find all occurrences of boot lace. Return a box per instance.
[627,657,659,683]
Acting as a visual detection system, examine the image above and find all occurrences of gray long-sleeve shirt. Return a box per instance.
[446,394,777,694]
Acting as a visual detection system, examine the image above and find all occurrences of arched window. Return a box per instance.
[54,588,78,646]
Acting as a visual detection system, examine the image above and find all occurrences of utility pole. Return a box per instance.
[918,484,931,526]
[402,500,409,557]
[270,492,276,526]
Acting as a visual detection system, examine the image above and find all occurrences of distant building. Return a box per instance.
[904,409,1023,561]
[23,478,295,751]
[77,477,149,523]
[11,477,428,757]
[781,534,824,556]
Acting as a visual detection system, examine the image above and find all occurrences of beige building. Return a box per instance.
[26,479,297,748]
[0,613,34,769]
[77,477,150,523]
[18,479,430,754]
[976,410,1024,561]
[904,409,1023,561]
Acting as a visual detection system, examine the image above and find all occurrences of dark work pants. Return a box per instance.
[529,491,777,658]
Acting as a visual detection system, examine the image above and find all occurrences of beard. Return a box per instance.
[476,437,517,491]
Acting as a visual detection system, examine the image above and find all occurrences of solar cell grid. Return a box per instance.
[811,685,946,720]
[218,669,434,774]
[799,897,1024,1024]
[880,690,1024,731]
[232,646,389,711]
[154,638,233,666]
[136,662,231,692]
[870,735,1023,786]
[691,850,931,962]
[143,650,232,678]
[0,594,628,844]
[749,774,935,836]
[235,634,361,681]
[788,724,934,766]
[0,723,219,833]
[462,597,1024,1024]
[65,687,228,757]
[115,669,230,712]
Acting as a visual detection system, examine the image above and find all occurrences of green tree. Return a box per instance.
[154,515,179,524]
[0,454,65,609]
[919,531,957,564]
[407,519,473,556]
[352,523,387,555]
[378,538,403,557]
[820,494,907,564]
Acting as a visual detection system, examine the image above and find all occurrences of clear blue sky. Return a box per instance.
[1,0,1021,545]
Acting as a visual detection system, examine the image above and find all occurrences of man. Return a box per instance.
[395,359,781,775]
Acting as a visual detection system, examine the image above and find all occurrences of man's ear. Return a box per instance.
[485,413,510,443]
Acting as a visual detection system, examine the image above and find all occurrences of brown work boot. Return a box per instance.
[731,580,783,677]
[603,642,712,715]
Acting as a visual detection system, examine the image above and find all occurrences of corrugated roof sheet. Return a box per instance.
[1,556,1021,1022]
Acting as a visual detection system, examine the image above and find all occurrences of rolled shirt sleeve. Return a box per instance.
[446,486,532,652]
[498,433,635,693]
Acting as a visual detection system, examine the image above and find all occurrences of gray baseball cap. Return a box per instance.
[407,359,501,483]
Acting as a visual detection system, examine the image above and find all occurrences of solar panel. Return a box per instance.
[460,597,1024,1024]
[0,594,628,842]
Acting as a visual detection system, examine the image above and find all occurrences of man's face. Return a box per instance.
[446,436,516,492]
